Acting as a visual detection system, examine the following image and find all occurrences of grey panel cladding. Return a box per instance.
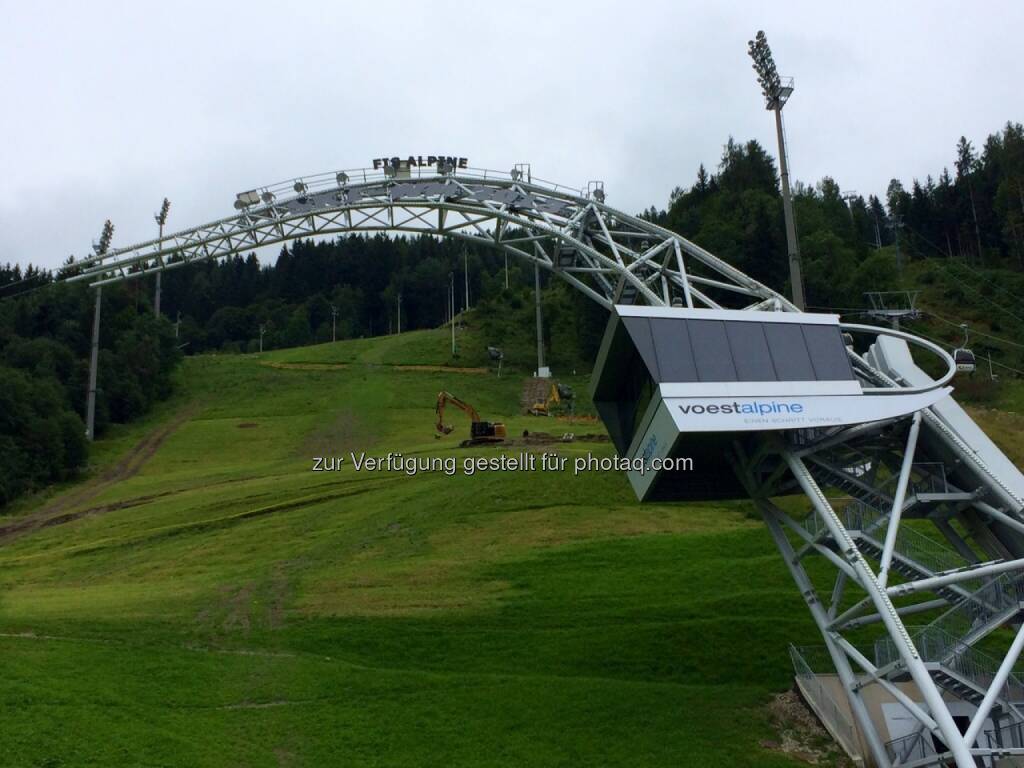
[801,324,855,380]
[621,317,661,380]
[725,321,778,381]
[762,323,816,381]
[688,320,739,382]
[622,317,854,384]
[650,318,698,382]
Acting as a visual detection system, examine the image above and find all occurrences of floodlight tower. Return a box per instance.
[85,219,115,441]
[748,31,804,310]
[842,191,858,228]
[153,198,170,317]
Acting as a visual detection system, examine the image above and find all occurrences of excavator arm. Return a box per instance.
[435,391,482,435]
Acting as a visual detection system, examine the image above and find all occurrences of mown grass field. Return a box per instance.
[6,322,1023,767]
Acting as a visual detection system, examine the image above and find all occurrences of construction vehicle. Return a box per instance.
[529,383,574,416]
[435,391,507,446]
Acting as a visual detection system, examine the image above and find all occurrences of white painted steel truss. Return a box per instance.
[734,410,1024,768]
[64,165,1024,768]
[66,166,789,312]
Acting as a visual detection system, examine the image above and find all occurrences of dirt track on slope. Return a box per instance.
[0,403,199,546]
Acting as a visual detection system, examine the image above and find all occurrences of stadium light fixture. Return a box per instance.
[748,30,803,309]
[153,198,170,317]
[234,190,261,209]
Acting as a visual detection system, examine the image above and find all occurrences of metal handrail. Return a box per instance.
[885,728,934,764]
[920,571,1024,651]
[842,322,956,395]
[789,645,858,753]
[73,166,593,270]
[875,625,1024,704]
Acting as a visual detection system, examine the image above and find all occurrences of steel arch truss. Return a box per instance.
[67,167,788,312]
[734,411,1024,768]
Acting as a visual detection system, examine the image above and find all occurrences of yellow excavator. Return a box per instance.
[529,383,575,416]
[435,391,507,446]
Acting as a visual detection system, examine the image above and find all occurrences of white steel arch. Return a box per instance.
[67,165,791,313]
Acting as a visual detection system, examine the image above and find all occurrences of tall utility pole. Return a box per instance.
[463,250,470,313]
[748,31,804,310]
[397,292,402,334]
[890,214,904,273]
[448,272,456,356]
[331,305,338,342]
[504,253,509,290]
[153,198,170,317]
[259,324,266,353]
[86,219,115,441]
[534,263,548,377]
[842,191,858,229]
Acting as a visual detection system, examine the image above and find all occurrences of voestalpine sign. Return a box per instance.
[663,390,952,433]
[372,156,469,170]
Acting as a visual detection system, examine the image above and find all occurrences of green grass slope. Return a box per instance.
[1,324,830,768]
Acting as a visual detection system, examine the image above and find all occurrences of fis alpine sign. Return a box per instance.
[372,156,469,170]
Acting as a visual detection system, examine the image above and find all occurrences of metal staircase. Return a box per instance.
[875,625,1024,716]
[924,571,1024,653]
[799,461,1024,741]
[800,497,975,605]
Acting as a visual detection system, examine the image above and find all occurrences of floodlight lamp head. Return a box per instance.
[235,190,261,209]
[384,164,398,178]
[593,188,606,203]
[336,172,348,186]
[747,30,789,109]
[437,161,452,175]
[154,198,171,226]
[510,168,522,181]
[94,219,115,255]
[293,181,308,194]
[261,190,276,204]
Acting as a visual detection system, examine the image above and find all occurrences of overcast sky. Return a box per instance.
[2,0,1021,271]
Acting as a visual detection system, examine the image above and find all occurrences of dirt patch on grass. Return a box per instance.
[0,403,199,546]
[427,503,750,557]
[262,361,487,374]
[761,690,855,766]
[392,364,487,374]
[197,559,304,634]
[297,503,754,618]
[263,361,349,371]
[300,410,370,458]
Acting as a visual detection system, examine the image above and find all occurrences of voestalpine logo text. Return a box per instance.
[678,400,805,416]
